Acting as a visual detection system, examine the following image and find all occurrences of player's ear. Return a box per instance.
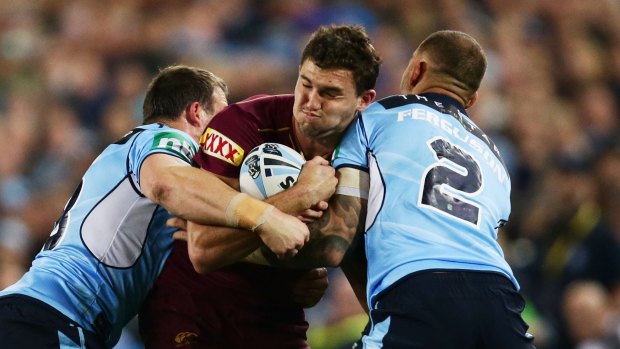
[409,60,426,88]
[357,89,377,111]
[465,92,478,109]
[185,101,203,127]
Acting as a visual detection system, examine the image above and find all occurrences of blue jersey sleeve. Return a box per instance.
[332,115,369,171]
[131,126,199,183]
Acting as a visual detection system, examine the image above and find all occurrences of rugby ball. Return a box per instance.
[239,143,305,199]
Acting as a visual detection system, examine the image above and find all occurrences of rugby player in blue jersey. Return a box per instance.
[256,30,536,349]
[0,65,323,349]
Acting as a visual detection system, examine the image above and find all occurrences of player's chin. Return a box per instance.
[299,124,325,138]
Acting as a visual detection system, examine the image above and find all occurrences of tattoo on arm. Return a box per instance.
[263,194,366,268]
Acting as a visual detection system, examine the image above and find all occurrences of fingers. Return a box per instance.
[308,267,328,278]
[277,248,299,260]
[172,230,188,241]
[277,238,306,259]
[299,208,323,221]
[166,217,187,230]
[297,215,314,223]
[307,156,330,166]
[290,267,329,307]
[314,201,329,211]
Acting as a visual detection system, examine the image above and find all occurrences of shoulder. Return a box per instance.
[232,94,294,121]
[137,124,197,164]
[210,94,294,132]
[230,94,294,112]
[370,94,429,111]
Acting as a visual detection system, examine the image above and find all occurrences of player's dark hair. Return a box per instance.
[301,24,381,95]
[418,30,487,93]
[142,65,228,124]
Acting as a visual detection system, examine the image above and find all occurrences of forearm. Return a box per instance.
[187,221,261,273]
[253,194,366,269]
[141,155,272,230]
[265,182,314,214]
[152,166,242,225]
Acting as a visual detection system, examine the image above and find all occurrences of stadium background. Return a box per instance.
[1,0,619,348]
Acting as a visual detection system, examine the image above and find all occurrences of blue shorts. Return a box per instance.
[362,270,536,349]
[0,294,105,349]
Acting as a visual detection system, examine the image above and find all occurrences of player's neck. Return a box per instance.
[154,119,201,143]
[292,123,335,160]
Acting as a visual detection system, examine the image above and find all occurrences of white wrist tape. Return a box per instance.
[335,168,369,199]
[225,193,273,231]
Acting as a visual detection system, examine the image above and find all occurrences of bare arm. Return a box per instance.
[186,156,338,272]
[140,154,247,226]
[254,167,369,269]
[278,193,366,268]
[185,175,260,273]
[140,153,309,257]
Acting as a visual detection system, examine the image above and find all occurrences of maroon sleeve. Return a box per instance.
[193,94,295,178]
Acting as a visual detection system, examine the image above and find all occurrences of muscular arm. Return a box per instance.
[258,167,368,269]
[274,193,366,268]
[141,153,309,262]
[140,154,257,227]
[186,158,337,272]
[185,175,259,273]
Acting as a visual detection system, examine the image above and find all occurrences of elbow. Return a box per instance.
[323,249,346,268]
[307,243,345,268]
[188,244,219,274]
[313,236,348,267]
[148,177,175,207]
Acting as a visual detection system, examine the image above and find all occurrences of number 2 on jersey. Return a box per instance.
[420,138,482,225]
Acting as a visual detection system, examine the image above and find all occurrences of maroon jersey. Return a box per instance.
[195,94,298,177]
[140,95,311,349]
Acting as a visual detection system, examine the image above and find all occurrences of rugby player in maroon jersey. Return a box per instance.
[139,24,380,349]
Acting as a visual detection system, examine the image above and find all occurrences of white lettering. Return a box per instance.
[440,119,452,134]
[412,109,426,120]
[394,107,508,185]
[469,139,484,154]
[158,137,182,151]
[426,111,440,127]
[452,128,469,143]
[397,109,411,122]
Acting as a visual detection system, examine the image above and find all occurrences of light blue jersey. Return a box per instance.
[0,123,198,347]
[332,93,517,307]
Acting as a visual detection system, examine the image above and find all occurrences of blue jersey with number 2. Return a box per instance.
[332,93,517,307]
[0,123,197,348]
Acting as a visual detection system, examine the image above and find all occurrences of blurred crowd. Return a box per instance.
[1,0,620,348]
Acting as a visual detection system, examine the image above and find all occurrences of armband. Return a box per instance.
[225,193,273,231]
[335,168,369,199]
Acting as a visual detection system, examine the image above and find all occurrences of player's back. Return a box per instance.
[334,93,516,304]
[0,124,195,346]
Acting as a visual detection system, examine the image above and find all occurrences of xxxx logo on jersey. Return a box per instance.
[151,132,197,163]
[200,128,244,166]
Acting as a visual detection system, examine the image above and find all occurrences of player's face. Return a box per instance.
[293,60,370,141]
